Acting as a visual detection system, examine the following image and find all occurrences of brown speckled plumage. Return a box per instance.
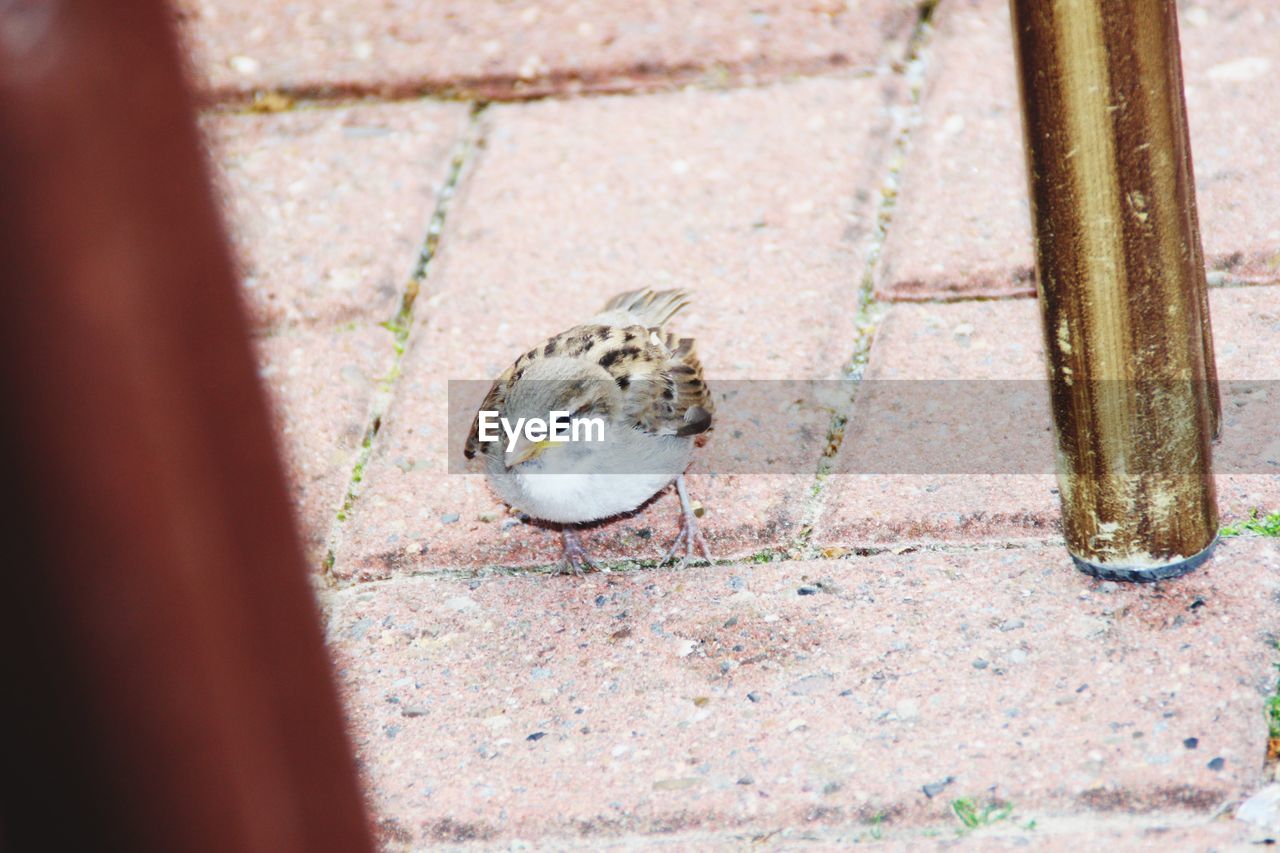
[464,288,714,573]
[465,289,712,460]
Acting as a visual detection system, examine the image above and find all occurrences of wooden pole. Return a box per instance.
[0,0,375,848]
[1008,0,1219,581]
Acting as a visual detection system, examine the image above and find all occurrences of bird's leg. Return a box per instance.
[663,474,712,568]
[559,527,596,575]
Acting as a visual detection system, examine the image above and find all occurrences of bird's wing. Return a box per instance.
[464,319,713,459]
[596,325,714,438]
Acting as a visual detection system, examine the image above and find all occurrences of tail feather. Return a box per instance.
[597,288,690,329]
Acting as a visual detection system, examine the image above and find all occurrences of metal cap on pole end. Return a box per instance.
[1070,535,1219,584]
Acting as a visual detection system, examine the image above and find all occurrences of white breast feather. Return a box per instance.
[485,430,693,524]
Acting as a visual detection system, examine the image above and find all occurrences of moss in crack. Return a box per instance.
[793,9,933,549]
[867,811,885,841]
[321,105,487,586]
[335,431,375,523]
[378,318,411,356]
[1265,638,1280,765]
[1221,509,1280,537]
[949,797,1014,834]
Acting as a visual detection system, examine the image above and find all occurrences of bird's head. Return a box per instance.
[501,358,619,469]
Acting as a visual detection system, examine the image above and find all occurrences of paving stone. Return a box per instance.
[874,0,1032,301]
[956,820,1272,853]
[205,101,467,332]
[255,325,393,568]
[876,0,1280,300]
[327,540,1280,845]
[1181,0,1280,285]
[818,287,1280,548]
[177,0,919,101]
[361,819,1280,849]
[334,77,903,580]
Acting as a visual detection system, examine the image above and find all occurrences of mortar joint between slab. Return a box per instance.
[199,60,885,116]
[337,535,1064,589]
[872,274,1280,307]
[792,2,939,557]
[319,105,490,586]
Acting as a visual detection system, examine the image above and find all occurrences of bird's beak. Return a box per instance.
[507,438,554,468]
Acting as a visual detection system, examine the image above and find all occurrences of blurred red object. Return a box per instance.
[0,1,374,850]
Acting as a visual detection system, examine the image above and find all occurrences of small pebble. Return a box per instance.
[999,618,1025,632]
[478,512,497,523]
[401,706,428,718]
[737,776,754,785]
[500,518,522,531]
[922,776,955,798]
[1184,737,1199,749]
[747,692,761,703]
[440,513,460,524]
[797,586,819,596]
[445,595,478,612]
[1208,757,1226,771]
[839,689,853,697]
[229,54,261,74]
[526,732,546,742]
[973,658,989,670]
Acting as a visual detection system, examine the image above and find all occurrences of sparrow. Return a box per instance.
[465,289,713,573]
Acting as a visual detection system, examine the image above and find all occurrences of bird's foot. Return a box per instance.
[559,527,596,576]
[663,474,713,568]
